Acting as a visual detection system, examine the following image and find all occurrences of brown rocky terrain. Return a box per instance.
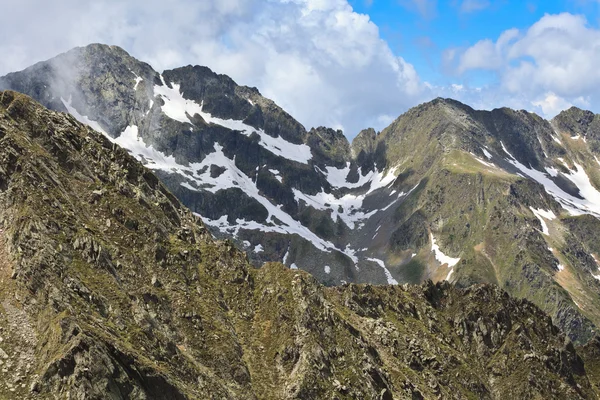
[1,91,600,399]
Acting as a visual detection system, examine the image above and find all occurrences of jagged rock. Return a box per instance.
[0,91,599,398]
[6,44,600,347]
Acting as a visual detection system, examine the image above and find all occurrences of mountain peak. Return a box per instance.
[3,89,599,398]
[552,105,599,140]
[5,44,600,348]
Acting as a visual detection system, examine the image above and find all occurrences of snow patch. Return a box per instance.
[293,167,408,229]
[501,142,600,217]
[530,207,556,235]
[269,169,283,183]
[322,163,398,192]
[113,126,345,256]
[283,247,290,264]
[430,234,461,268]
[254,244,264,253]
[591,255,600,280]
[343,245,359,265]
[154,77,312,164]
[324,265,331,274]
[130,70,143,90]
[366,258,398,285]
[546,167,559,177]
[61,96,107,135]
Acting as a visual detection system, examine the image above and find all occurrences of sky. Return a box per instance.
[1,0,600,138]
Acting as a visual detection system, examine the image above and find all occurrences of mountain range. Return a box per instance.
[2,87,600,399]
[1,43,600,388]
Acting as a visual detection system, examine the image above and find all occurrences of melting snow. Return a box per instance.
[366,258,398,285]
[154,77,312,164]
[501,142,600,217]
[61,96,107,135]
[254,244,264,253]
[290,263,298,270]
[269,169,283,183]
[343,245,359,265]
[546,167,559,177]
[324,265,331,274]
[130,70,143,90]
[293,189,376,229]
[293,167,403,229]
[243,240,251,247]
[283,247,290,264]
[431,233,460,282]
[324,163,370,189]
[322,163,399,191]
[113,126,348,256]
[430,234,461,268]
[530,207,556,235]
[482,148,492,159]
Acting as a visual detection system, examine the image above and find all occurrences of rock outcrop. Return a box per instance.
[6,45,600,346]
[2,91,600,398]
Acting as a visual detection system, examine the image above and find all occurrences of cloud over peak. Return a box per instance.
[446,12,600,118]
[0,0,427,138]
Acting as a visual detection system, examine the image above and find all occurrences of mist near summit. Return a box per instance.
[3,0,600,136]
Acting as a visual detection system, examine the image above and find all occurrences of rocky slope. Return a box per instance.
[2,89,600,399]
[5,44,600,345]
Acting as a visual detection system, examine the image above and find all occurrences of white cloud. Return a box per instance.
[457,28,519,72]
[450,13,600,117]
[532,92,573,117]
[0,0,426,138]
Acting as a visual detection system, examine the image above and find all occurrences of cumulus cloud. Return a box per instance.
[449,12,600,117]
[0,0,427,138]
[532,92,573,117]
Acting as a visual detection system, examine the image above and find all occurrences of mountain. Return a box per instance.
[2,89,600,399]
[4,44,600,346]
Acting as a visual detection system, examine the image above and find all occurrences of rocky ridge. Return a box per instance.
[1,89,600,398]
[4,45,600,345]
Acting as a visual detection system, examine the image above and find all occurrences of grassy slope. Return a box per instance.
[0,91,599,399]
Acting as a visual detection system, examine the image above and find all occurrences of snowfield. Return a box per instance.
[154,77,313,164]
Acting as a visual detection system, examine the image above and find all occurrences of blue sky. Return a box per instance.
[349,0,599,87]
[2,0,600,137]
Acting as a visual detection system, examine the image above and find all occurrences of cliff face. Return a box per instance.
[6,44,600,345]
[1,90,600,399]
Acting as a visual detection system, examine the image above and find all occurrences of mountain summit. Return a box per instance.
[4,44,600,345]
[2,88,600,399]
